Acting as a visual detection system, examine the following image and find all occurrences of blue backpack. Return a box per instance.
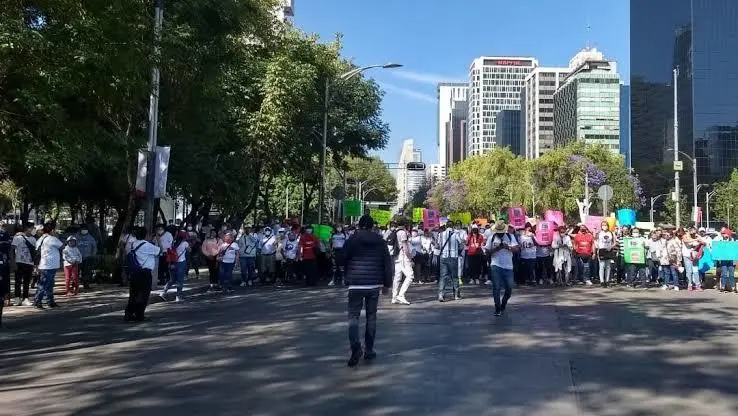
[126,242,146,272]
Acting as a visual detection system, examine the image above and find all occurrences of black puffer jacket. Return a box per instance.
[344,230,393,288]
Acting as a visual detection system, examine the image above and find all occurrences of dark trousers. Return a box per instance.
[348,288,380,354]
[467,253,483,281]
[303,259,318,286]
[157,257,169,285]
[125,269,152,321]
[536,256,554,282]
[520,258,536,284]
[205,257,218,285]
[80,257,95,288]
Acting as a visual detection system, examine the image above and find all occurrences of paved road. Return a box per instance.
[1,283,737,416]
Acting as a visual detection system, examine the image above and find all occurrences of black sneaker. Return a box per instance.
[494,310,502,317]
[438,297,445,303]
[347,350,363,368]
[33,303,44,310]
[48,302,59,308]
[364,351,377,361]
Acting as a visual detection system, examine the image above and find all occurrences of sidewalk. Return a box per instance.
[2,269,212,323]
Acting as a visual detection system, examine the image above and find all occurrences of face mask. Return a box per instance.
[289,236,296,241]
[81,230,89,235]
[306,229,313,235]
[633,233,640,238]
[187,227,193,231]
[601,226,608,231]
[265,230,272,236]
[412,232,418,237]
[337,227,343,232]
[157,230,164,236]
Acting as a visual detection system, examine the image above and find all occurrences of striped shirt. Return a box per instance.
[437,229,464,259]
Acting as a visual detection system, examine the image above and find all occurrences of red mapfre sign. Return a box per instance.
[485,59,531,66]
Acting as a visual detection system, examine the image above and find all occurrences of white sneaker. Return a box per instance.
[673,286,680,291]
[328,280,335,286]
[538,279,543,285]
[14,297,22,306]
[240,282,248,287]
[158,292,167,301]
[22,298,33,306]
[175,296,183,303]
[485,280,493,285]
[396,296,411,305]
[391,297,399,304]
[585,280,593,286]
[661,285,668,290]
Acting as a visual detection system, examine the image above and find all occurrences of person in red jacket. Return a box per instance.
[466,225,485,285]
[299,225,320,286]
[572,224,596,285]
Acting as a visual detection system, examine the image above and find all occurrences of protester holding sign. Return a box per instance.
[623,229,647,287]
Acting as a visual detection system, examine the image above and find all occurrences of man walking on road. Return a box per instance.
[485,220,519,316]
[437,221,464,302]
[343,215,392,367]
[390,217,415,305]
[125,227,161,322]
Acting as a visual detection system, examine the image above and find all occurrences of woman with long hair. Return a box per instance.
[201,229,221,290]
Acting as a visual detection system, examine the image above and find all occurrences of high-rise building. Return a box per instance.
[553,48,620,152]
[437,83,467,169]
[445,99,468,168]
[522,67,569,159]
[396,139,425,209]
[274,0,294,23]
[620,84,631,168]
[466,57,538,157]
[426,164,447,185]
[631,0,738,192]
[496,110,523,156]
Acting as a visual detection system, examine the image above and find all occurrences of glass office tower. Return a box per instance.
[631,0,738,196]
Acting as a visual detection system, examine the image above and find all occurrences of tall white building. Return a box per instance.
[437,83,467,169]
[522,67,569,159]
[396,139,425,209]
[426,164,446,185]
[466,57,538,157]
[274,0,294,23]
[553,48,621,152]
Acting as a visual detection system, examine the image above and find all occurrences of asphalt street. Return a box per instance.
[1,283,737,416]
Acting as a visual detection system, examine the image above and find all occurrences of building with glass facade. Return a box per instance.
[553,49,621,152]
[522,67,569,159]
[496,109,522,156]
[620,84,631,168]
[631,0,738,194]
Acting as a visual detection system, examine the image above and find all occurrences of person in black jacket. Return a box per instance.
[343,214,393,367]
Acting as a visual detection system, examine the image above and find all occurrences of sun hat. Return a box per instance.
[492,220,509,233]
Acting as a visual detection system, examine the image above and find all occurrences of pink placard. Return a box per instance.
[423,209,440,229]
[544,210,564,227]
[585,215,605,235]
[508,206,527,229]
[535,220,554,246]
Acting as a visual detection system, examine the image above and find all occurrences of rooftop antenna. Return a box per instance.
[585,19,592,50]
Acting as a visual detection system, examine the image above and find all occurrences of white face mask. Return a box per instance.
[336,227,343,232]
[412,232,418,237]
[81,230,89,235]
[306,229,313,235]
[156,230,164,236]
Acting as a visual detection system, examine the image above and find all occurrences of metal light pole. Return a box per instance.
[672,67,680,227]
[706,190,717,229]
[730,204,733,229]
[318,63,402,225]
[668,148,699,226]
[650,193,668,223]
[144,0,164,238]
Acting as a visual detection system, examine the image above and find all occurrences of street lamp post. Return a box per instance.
[318,63,402,225]
[650,193,668,223]
[706,190,717,229]
[144,0,164,238]
[667,147,698,226]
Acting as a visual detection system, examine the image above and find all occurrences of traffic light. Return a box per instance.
[406,162,426,171]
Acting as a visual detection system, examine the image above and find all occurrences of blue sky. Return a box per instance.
[294,0,630,164]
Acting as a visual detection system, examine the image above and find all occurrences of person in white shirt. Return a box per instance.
[62,236,83,296]
[237,226,259,287]
[259,227,278,283]
[391,218,415,305]
[518,223,537,285]
[155,224,174,285]
[329,225,348,286]
[125,227,162,322]
[33,222,64,309]
[281,231,300,283]
[454,221,469,281]
[485,220,520,316]
[11,223,36,306]
[160,231,190,302]
[595,221,617,287]
[437,222,465,302]
[218,233,239,293]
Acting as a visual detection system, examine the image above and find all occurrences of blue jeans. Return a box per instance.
[163,261,186,296]
[626,264,645,286]
[240,257,256,283]
[721,264,735,290]
[219,262,235,291]
[348,288,380,353]
[682,256,700,288]
[660,265,678,286]
[34,269,56,305]
[491,266,514,312]
[575,255,593,282]
[438,257,459,299]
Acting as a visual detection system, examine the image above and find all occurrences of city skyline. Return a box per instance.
[294,0,630,165]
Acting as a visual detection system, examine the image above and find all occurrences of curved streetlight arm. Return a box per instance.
[666,148,695,164]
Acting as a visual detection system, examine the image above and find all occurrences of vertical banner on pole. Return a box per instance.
[154,146,170,198]
[135,151,148,197]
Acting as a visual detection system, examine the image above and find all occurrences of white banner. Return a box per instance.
[154,146,171,198]
[135,151,147,194]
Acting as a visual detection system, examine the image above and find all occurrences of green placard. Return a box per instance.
[623,237,646,264]
[310,224,333,241]
[413,208,425,223]
[449,212,472,225]
[344,199,362,217]
[370,209,392,227]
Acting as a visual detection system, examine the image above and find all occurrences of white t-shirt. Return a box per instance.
[397,229,411,260]
[596,231,615,251]
[174,240,189,263]
[518,234,537,259]
[132,240,162,270]
[487,233,519,270]
[261,235,277,255]
[157,231,173,251]
[219,242,239,263]
[283,238,299,260]
[36,234,64,270]
[12,234,36,265]
[409,234,422,257]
